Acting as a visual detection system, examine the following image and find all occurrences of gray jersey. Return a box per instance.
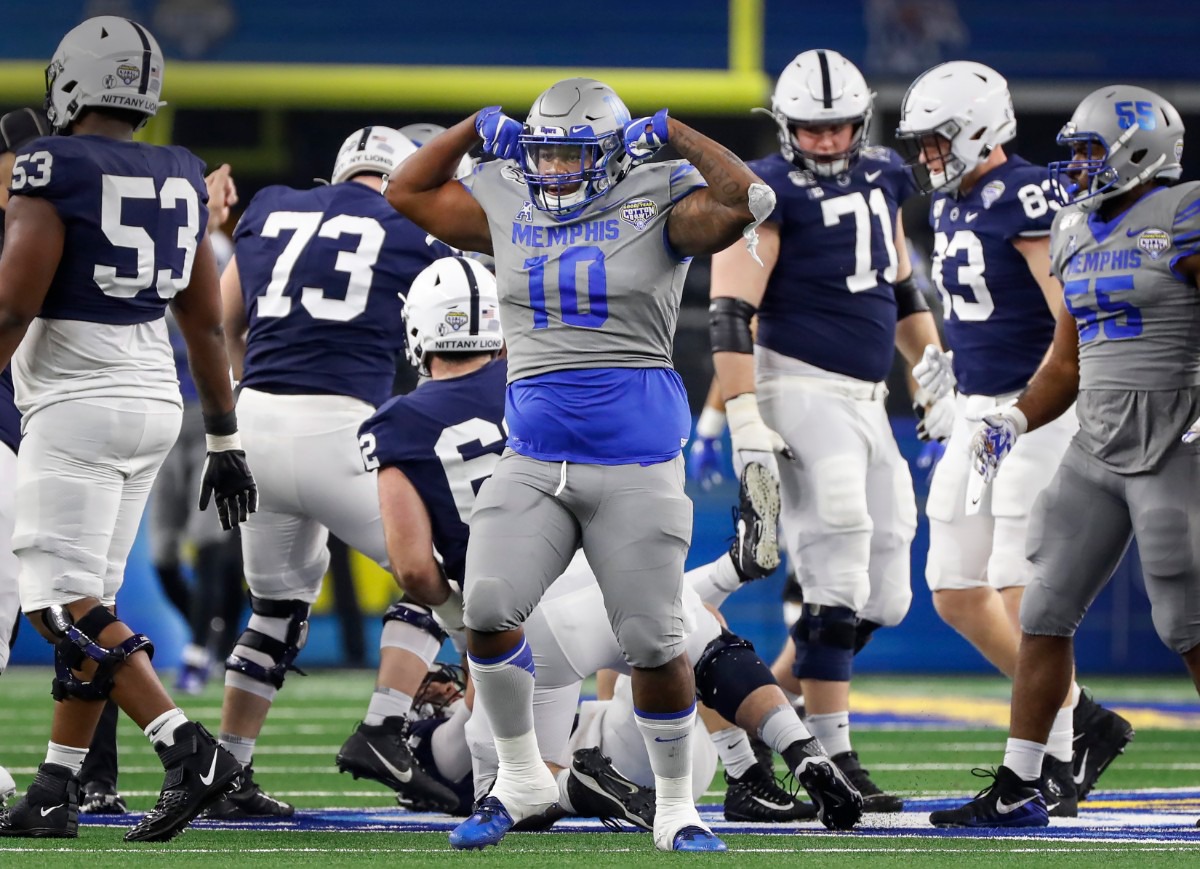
[463,159,706,382]
[1049,182,1200,472]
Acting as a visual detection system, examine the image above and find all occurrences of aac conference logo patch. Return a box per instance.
[620,198,658,230]
[1137,227,1171,260]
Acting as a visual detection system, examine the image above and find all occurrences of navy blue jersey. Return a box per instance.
[10,135,209,324]
[751,148,919,383]
[0,366,18,453]
[359,359,508,585]
[929,155,1060,396]
[235,183,451,408]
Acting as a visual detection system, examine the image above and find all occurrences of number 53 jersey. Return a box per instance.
[9,135,210,419]
[1048,182,1200,472]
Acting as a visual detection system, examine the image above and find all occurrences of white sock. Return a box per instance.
[758,703,814,755]
[556,767,576,814]
[365,687,413,726]
[181,644,210,668]
[685,554,742,606]
[1003,737,1046,782]
[1047,705,1074,763]
[45,741,88,776]
[806,711,851,757]
[1069,683,1081,709]
[430,702,473,783]
[636,701,697,828]
[711,726,757,779]
[144,708,188,748]
[218,732,256,768]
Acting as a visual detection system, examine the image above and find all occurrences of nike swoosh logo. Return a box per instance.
[199,750,220,786]
[751,795,794,810]
[1073,750,1089,785]
[865,170,882,182]
[40,803,63,817]
[654,735,686,743]
[368,744,413,783]
[995,794,1037,814]
[965,212,979,222]
[1127,226,1150,237]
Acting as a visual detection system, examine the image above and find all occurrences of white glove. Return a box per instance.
[912,344,956,402]
[914,389,955,443]
[969,406,1028,486]
[1183,415,1200,444]
[725,392,792,478]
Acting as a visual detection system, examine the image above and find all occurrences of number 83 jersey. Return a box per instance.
[929,155,1060,396]
[9,135,210,418]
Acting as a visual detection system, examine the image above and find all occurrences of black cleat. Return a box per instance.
[724,765,816,822]
[125,722,241,842]
[204,764,294,819]
[0,763,79,838]
[566,747,655,830]
[730,462,782,581]
[749,734,776,777]
[337,717,459,813]
[1041,755,1078,818]
[1072,688,1134,800]
[930,766,1049,828]
[832,750,904,813]
[789,743,863,831]
[80,780,128,815]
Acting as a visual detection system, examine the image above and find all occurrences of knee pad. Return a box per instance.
[43,605,154,701]
[224,595,310,690]
[854,619,881,656]
[380,601,446,666]
[694,629,776,723]
[790,604,857,682]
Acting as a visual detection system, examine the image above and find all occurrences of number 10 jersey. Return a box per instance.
[9,135,210,420]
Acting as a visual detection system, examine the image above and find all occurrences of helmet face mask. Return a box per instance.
[401,257,503,376]
[895,61,1016,194]
[518,78,632,219]
[1047,85,1184,213]
[44,16,165,133]
[331,126,417,186]
[767,50,874,177]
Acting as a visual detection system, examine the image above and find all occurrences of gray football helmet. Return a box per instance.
[1050,85,1184,211]
[398,122,476,179]
[518,78,633,217]
[44,16,165,132]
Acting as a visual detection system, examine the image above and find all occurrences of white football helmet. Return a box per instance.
[766,49,874,177]
[44,16,165,133]
[895,61,1016,193]
[401,257,503,376]
[331,126,417,185]
[398,122,477,180]
[1050,85,1184,212]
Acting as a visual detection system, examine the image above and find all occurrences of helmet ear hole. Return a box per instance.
[1129,148,1148,165]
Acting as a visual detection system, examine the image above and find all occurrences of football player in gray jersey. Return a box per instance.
[932,85,1200,829]
[388,77,774,852]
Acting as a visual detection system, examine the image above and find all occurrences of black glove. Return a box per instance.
[198,449,258,531]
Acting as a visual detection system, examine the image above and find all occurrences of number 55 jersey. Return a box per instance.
[9,135,209,418]
[1048,182,1200,473]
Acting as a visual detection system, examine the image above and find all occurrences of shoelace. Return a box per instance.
[966,766,1002,801]
[740,768,797,805]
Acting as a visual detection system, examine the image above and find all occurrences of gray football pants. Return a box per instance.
[463,450,692,669]
[1022,439,1200,654]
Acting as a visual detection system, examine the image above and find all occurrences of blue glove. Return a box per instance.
[475,106,522,160]
[687,435,725,490]
[623,109,670,160]
[915,439,946,486]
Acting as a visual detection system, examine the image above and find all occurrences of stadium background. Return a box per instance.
[2,0,1198,676]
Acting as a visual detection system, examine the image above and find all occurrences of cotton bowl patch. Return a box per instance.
[1137,228,1171,260]
[620,198,658,230]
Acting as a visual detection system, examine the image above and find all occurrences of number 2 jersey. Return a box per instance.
[1049,182,1200,472]
[928,155,1060,396]
[749,147,917,384]
[9,135,210,420]
[359,358,508,586]
[234,182,451,408]
[461,160,704,465]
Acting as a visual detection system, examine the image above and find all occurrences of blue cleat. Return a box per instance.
[671,825,728,852]
[449,796,514,850]
[929,766,1048,828]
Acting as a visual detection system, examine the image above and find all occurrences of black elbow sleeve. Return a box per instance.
[894,274,930,319]
[709,296,756,354]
